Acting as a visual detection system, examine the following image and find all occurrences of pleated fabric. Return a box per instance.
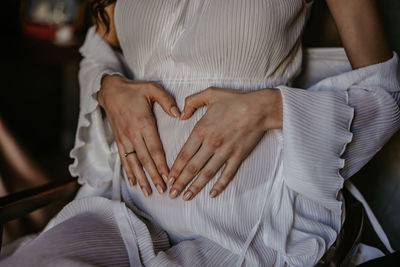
[2,1,400,266]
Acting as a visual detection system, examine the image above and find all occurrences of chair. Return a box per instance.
[0,117,80,250]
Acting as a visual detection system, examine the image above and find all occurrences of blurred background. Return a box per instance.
[1,0,90,183]
[0,0,91,244]
[0,0,399,250]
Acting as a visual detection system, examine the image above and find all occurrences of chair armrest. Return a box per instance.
[0,179,79,225]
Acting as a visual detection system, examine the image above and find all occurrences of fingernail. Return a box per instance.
[168,177,175,186]
[180,111,185,120]
[156,184,164,194]
[142,187,150,197]
[162,174,168,183]
[128,179,134,187]
[169,188,178,198]
[209,190,217,198]
[183,191,193,201]
[170,106,180,117]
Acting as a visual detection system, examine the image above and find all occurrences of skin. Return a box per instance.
[96,0,392,200]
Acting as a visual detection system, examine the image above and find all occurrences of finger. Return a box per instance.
[168,129,203,187]
[169,145,213,199]
[182,152,227,201]
[116,140,136,186]
[125,151,154,196]
[121,155,137,186]
[209,155,242,198]
[133,135,166,195]
[146,82,181,118]
[181,88,213,120]
[119,136,152,196]
[141,123,169,183]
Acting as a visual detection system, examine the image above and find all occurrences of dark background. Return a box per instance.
[1,0,90,179]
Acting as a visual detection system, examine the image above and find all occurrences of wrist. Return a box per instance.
[98,73,124,108]
[255,88,283,130]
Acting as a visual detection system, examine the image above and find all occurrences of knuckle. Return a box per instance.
[139,183,148,189]
[186,163,198,175]
[206,86,216,92]
[178,151,191,162]
[137,176,148,186]
[136,174,147,184]
[148,81,158,87]
[213,180,227,191]
[173,181,185,191]
[207,135,224,149]
[145,81,158,90]
[202,169,215,180]
[184,96,192,106]
[150,175,161,184]
[189,183,201,193]
[232,150,244,161]
[205,87,218,98]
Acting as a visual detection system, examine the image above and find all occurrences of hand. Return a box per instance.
[167,87,282,201]
[98,74,181,197]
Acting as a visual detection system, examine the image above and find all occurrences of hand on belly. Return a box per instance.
[166,86,283,201]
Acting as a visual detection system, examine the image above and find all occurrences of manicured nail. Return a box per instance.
[156,184,164,194]
[209,190,217,198]
[142,187,150,197]
[183,191,193,201]
[169,188,178,198]
[180,111,185,120]
[168,177,175,186]
[162,174,168,183]
[170,106,180,117]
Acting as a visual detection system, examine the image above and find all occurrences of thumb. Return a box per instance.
[148,83,181,118]
[181,88,212,120]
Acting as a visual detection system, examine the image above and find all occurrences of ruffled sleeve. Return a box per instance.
[69,26,131,189]
[276,50,400,214]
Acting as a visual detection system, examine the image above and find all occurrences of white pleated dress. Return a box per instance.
[2,1,400,266]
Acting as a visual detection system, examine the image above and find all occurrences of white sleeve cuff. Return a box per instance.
[276,52,400,213]
[69,27,126,188]
[277,86,354,213]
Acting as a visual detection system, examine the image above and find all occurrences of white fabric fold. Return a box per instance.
[277,52,400,214]
[69,27,127,189]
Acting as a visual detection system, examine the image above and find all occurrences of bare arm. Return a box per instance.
[326,0,392,69]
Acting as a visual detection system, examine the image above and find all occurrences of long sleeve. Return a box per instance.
[277,50,400,213]
[69,26,131,189]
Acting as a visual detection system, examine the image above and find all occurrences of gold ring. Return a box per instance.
[124,150,136,157]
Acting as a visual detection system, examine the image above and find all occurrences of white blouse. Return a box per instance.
[59,1,400,266]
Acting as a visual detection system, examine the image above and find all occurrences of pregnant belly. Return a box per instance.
[124,80,284,248]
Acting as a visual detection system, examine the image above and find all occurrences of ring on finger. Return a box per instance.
[124,150,136,157]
